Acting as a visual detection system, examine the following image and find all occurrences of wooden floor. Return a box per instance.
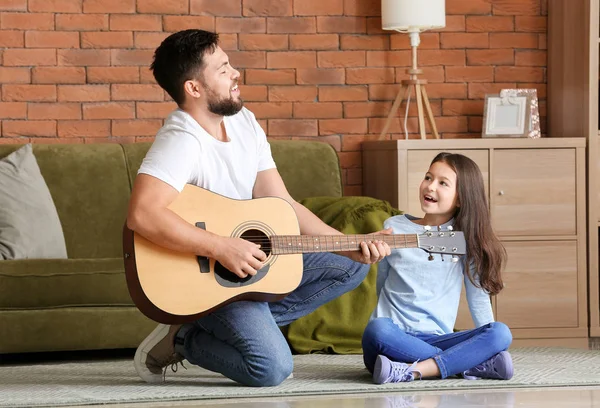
[67,387,600,408]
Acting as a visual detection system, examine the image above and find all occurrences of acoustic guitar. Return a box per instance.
[123,185,466,324]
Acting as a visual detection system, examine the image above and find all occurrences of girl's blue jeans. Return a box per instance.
[362,317,512,378]
[175,252,370,387]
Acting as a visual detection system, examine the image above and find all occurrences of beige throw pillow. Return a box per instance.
[0,144,68,260]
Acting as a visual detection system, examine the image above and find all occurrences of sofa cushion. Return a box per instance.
[0,144,132,259]
[122,142,152,188]
[0,144,67,260]
[0,307,155,353]
[0,258,132,309]
[270,140,343,200]
[285,196,401,354]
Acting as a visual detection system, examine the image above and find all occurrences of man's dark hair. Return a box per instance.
[150,29,219,106]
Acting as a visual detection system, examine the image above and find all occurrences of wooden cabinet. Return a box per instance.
[499,241,579,329]
[362,138,588,348]
[492,149,577,237]
[548,0,600,339]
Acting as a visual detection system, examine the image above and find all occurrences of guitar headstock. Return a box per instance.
[418,228,466,256]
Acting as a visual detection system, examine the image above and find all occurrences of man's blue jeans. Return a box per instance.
[175,253,369,387]
[362,317,512,378]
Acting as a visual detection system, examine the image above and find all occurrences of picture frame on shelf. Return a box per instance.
[500,88,541,138]
[482,89,541,138]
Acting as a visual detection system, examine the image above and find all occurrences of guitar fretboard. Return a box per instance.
[270,234,418,255]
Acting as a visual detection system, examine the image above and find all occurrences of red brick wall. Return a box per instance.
[0,0,547,195]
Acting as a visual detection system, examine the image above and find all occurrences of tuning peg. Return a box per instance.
[424,225,432,231]
[428,254,434,261]
[447,226,453,231]
[451,256,459,263]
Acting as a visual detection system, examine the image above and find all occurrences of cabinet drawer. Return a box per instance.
[406,149,489,217]
[496,240,578,329]
[492,149,576,236]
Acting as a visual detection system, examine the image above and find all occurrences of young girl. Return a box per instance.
[362,152,513,383]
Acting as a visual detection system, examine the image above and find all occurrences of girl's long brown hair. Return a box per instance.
[431,153,506,295]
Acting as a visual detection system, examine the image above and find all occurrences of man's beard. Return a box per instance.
[205,86,243,116]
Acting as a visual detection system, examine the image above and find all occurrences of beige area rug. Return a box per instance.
[1,348,600,407]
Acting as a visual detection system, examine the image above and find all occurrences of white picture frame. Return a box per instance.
[482,93,532,138]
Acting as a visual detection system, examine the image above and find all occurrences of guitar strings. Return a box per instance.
[231,236,418,242]
[233,235,417,239]
[229,236,420,247]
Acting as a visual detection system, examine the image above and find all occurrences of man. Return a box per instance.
[128,29,391,387]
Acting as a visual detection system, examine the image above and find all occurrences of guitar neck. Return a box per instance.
[270,234,418,255]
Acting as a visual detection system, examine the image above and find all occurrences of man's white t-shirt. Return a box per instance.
[138,107,276,200]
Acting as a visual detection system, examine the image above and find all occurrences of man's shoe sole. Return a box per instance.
[134,324,170,384]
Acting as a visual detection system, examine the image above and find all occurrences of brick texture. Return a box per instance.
[0,0,548,193]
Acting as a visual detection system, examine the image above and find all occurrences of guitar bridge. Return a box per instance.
[195,222,210,273]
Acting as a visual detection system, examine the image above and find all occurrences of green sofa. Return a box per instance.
[0,140,398,354]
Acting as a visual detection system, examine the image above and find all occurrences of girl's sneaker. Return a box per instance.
[463,351,514,380]
[373,355,420,384]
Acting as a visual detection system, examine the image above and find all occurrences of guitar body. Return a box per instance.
[123,185,303,324]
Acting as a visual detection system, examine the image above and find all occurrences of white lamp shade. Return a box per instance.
[382,0,446,32]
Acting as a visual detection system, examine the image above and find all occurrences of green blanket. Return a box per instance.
[285,196,401,354]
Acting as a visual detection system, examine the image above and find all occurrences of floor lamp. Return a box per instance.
[379,0,446,140]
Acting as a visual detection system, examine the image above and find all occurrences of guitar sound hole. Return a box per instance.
[240,229,271,257]
[214,228,273,287]
[215,262,254,284]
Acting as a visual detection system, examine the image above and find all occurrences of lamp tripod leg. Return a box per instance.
[421,86,440,139]
[379,84,410,140]
[415,84,427,140]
